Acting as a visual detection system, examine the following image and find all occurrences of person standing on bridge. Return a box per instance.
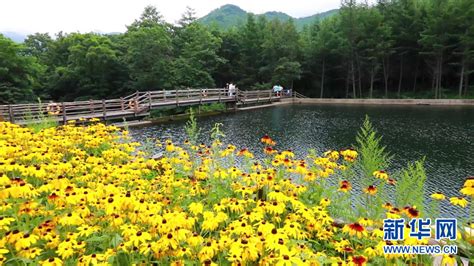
[228,83,236,96]
[273,84,283,97]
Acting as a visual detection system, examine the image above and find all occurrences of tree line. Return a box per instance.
[0,0,473,104]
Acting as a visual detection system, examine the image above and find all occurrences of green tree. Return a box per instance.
[261,19,301,89]
[452,0,474,97]
[236,14,266,88]
[419,0,455,98]
[46,33,128,100]
[0,34,41,104]
[357,7,392,98]
[172,14,224,88]
[125,6,174,91]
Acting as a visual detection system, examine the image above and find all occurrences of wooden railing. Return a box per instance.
[292,91,308,98]
[0,88,305,124]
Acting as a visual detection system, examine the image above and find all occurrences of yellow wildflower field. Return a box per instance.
[0,121,471,265]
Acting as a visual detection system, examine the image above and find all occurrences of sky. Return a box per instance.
[0,0,341,34]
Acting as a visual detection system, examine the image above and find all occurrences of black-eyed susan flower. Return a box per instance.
[460,177,474,197]
[373,170,388,180]
[351,255,368,266]
[39,257,63,266]
[404,206,420,218]
[450,197,469,208]
[358,217,374,227]
[338,180,352,192]
[363,185,377,195]
[343,223,368,238]
[440,254,456,266]
[340,148,358,162]
[260,135,276,146]
[431,192,446,200]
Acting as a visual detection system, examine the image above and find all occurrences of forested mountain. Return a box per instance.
[1,0,473,104]
[199,4,338,30]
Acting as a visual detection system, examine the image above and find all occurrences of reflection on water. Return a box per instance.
[131,104,474,216]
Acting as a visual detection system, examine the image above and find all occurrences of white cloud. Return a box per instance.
[0,0,340,34]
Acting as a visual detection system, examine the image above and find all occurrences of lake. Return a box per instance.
[130,104,474,216]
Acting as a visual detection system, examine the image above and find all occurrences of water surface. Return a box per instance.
[131,104,474,216]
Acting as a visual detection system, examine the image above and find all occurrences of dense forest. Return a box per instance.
[0,0,473,104]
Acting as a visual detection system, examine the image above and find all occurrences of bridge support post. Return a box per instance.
[61,102,66,125]
[8,105,14,123]
[176,89,179,107]
[134,96,138,113]
[120,97,124,111]
[148,92,152,110]
[102,99,106,122]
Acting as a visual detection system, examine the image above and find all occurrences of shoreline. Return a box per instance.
[291,98,474,106]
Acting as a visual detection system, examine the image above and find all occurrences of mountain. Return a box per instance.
[199,4,339,30]
[297,9,339,26]
[199,4,248,29]
[1,31,27,42]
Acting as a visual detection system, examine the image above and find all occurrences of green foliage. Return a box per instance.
[125,7,174,91]
[355,115,391,187]
[395,159,427,213]
[24,98,58,133]
[354,115,392,220]
[184,108,201,145]
[0,34,42,104]
[148,103,225,119]
[210,123,225,143]
[199,103,226,112]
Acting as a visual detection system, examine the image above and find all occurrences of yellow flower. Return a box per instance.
[363,185,377,195]
[373,170,388,180]
[358,217,374,227]
[340,148,358,162]
[39,257,63,266]
[320,198,331,207]
[460,186,474,197]
[128,231,152,247]
[450,197,469,208]
[189,202,204,215]
[338,180,352,192]
[0,217,15,231]
[364,247,377,257]
[343,223,368,238]
[440,254,456,266]
[15,233,39,250]
[431,192,446,200]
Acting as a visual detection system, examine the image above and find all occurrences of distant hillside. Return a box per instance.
[1,31,27,42]
[297,9,339,27]
[199,4,248,29]
[199,4,339,30]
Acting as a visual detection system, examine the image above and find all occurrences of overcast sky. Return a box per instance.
[0,0,340,34]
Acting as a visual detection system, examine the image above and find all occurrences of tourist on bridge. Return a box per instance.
[228,83,236,96]
[273,84,283,97]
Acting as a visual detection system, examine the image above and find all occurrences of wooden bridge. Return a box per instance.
[0,89,307,125]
